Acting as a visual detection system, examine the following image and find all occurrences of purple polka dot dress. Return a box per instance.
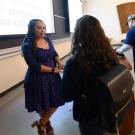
[24,37,65,113]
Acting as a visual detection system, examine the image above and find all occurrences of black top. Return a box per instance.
[60,58,116,132]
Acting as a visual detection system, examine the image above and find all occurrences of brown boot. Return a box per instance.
[46,121,54,135]
[31,121,47,135]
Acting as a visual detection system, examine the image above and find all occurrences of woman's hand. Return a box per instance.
[55,56,64,70]
[54,67,61,73]
[58,62,64,70]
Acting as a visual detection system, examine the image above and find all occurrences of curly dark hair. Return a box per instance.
[22,19,45,54]
[72,15,118,74]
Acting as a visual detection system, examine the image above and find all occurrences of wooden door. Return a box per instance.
[117,2,135,33]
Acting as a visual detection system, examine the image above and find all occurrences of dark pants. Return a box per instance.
[79,117,107,135]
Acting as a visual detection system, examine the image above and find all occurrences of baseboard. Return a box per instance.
[0,81,24,97]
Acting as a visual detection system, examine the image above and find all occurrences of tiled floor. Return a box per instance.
[0,51,135,135]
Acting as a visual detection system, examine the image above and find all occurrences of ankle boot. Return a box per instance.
[31,120,47,135]
[46,121,54,135]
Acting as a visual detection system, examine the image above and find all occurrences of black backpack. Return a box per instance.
[80,63,134,133]
[97,64,134,133]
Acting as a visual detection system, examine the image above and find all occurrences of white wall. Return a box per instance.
[68,0,82,32]
[82,0,135,44]
[0,39,71,94]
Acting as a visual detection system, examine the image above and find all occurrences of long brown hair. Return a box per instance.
[72,15,118,74]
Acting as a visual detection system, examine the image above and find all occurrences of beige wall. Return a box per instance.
[0,55,27,94]
[82,0,135,44]
[0,39,71,94]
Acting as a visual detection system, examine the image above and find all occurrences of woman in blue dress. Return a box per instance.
[22,19,65,135]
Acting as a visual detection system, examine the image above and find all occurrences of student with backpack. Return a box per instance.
[60,15,134,135]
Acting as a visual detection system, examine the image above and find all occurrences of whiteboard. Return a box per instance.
[0,0,55,35]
